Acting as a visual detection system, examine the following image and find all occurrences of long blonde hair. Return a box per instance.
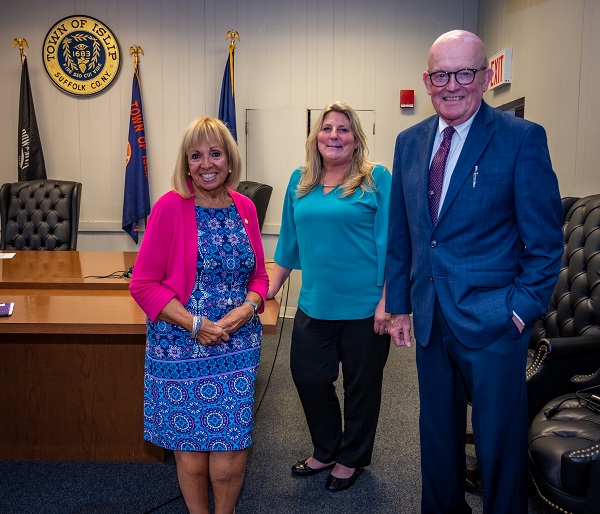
[297,101,375,198]
[171,116,242,198]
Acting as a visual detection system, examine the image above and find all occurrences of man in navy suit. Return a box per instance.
[386,30,563,514]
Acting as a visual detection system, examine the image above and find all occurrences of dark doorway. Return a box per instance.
[498,97,525,118]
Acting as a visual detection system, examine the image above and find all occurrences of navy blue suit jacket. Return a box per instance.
[386,101,563,348]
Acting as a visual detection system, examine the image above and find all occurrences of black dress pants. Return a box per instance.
[290,308,390,468]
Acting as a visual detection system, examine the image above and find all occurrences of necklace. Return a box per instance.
[321,175,345,188]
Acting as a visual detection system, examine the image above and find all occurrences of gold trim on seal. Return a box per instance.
[42,15,121,97]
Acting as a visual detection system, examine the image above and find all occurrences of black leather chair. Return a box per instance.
[0,180,82,250]
[529,390,600,514]
[236,181,272,232]
[525,194,600,422]
[561,196,580,223]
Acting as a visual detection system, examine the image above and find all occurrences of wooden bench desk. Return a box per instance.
[0,251,279,462]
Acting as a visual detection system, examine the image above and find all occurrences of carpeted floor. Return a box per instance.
[0,316,557,514]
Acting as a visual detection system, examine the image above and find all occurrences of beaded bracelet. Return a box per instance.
[191,315,202,340]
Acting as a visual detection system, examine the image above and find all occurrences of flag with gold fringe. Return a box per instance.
[122,53,150,243]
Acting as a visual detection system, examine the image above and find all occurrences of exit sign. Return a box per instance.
[489,48,512,90]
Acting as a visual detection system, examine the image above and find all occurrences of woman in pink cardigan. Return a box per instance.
[130,116,268,514]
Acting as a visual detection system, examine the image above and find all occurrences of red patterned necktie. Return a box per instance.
[428,126,455,225]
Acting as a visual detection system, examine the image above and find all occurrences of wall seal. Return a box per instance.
[42,15,121,97]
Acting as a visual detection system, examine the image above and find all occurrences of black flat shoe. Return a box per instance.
[325,468,363,492]
[291,459,335,477]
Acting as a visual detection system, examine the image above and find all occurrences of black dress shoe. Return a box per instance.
[325,468,363,492]
[291,459,335,477]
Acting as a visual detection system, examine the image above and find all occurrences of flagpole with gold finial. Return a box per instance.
[129,45,144,94]
[129,45,144,70]
[13,37,28,64]
[225,30,239,96]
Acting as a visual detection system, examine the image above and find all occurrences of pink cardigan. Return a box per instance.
[130,184,269,322]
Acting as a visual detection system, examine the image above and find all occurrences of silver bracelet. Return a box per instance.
[244,300,258,316]
[191,315,202,339]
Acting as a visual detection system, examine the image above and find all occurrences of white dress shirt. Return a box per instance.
[429,107,479,217]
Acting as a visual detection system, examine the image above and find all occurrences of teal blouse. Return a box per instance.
[274,164,391,320]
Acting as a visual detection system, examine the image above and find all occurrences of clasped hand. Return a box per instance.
[197,304,253,346]
[388,314,412,347]
[373,299,391,335]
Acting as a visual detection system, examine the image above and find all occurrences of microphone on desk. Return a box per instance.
[122,266,134,279]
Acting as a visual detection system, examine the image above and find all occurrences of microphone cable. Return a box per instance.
[83,271,128,279]
[254,274,290,417]
[84,266,134,279]
[544,383,600,418]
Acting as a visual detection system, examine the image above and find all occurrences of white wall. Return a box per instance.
[478,0,600,198]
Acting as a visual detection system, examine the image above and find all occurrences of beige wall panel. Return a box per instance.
[188,3,208,121]
[575,0,599,196]
[315,2,335,107]
[478,0,592,198]
[265,1,293,110]
[337,0,371,110]
[244,0,268,109]
[362,2,378,120]
[245,108,306,233]
[174,2,193,133]
[304,0,321,109]
[390,4,432,170]
[225,0,257,180]
[79,231,126,252]
[289,1,309,110]
[136,0,168,200]
[158,0,182,199]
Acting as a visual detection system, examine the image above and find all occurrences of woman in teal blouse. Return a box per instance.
[267,101,392,492]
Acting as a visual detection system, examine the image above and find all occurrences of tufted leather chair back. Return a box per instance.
[0,180,82,251]
[236,181,272,232]
[530,194,600,341]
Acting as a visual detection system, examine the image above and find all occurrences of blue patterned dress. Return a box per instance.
[143,204,262,452]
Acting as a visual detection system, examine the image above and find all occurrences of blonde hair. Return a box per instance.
[171,116,242,198]
[297,101,375,198]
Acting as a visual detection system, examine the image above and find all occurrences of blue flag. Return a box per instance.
[218,49,237,141]
[122,65,150,243]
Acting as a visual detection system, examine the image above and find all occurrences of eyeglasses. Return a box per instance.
[427,67,487,87]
